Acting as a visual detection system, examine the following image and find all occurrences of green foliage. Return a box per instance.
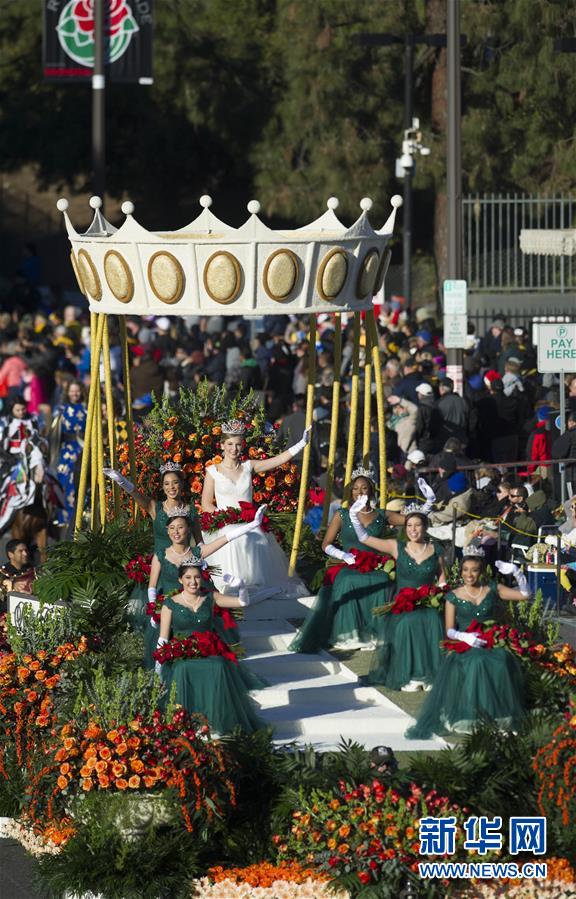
[509,588,560,646]
[72,665,175,727]
[7,604,75,658]
[33,516,152,603]
[406,712,556,829]
[34,798,200,899]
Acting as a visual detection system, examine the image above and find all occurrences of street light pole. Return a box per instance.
[92,0,106,206]
[446,0,463,392]
[403,37,414,314]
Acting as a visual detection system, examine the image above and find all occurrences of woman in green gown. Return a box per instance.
[155,562,264,734]
[104,462,202,629]
[407,551,530,739]
[290,472,396,653]
[143,508,266,668]
[348,495,447,691]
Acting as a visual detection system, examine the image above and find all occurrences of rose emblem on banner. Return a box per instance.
[57,0,139,67]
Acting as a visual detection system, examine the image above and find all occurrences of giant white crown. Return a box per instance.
[57,194,402,317]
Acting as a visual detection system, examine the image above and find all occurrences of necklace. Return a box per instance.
[221,461,241,472]
[169,544,192,557]
[406,540,430,559]
[463,584,484,603]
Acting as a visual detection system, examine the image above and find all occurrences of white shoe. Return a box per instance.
[422,683,433,692]
[332,639,364,651]
[401,680,423,692]
[359,640,377,652]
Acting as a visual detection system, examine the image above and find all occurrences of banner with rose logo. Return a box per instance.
[43,0,153,83]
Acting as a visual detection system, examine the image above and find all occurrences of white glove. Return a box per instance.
[154,636,167,677]
[417,477,436,513]
[495,560,530,597]
[222,574,245,589]
[237,587,250,607]
[349,495,369,543]
[288,426,312,457]
[447,627,487,648]
[104,468,135,494]
[325,544,356,565]
[226,506,268,540]
[148,587,158,601]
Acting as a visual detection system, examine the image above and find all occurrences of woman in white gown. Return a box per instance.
[201,419,310,597]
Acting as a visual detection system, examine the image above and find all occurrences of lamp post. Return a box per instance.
[92,0,106,206]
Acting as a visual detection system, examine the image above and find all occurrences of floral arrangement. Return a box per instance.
[205,861,333,887]
[125,553,152,584]
[28,708,236,837]
[200,501,272,534]
[441,621,540,658]
[536,642,576,688]
[152,631,238,665]
[117,384,299,514]
[146,592,167,624]
[533,715,576,827]
[0,816,70,856]
[192,861,343,897]
[323,549,395,586]
[0,637,89,774]
[0,611,10,654]
[275,779,471,888]
[374,583,447,616]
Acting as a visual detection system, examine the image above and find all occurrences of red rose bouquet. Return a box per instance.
[145,592,167,625]
[125,554,152,584]
[153,631,238,665]
[200,501,271,534]
[323,549,396,586]
[442,620,537,657]
[374,583,447,616]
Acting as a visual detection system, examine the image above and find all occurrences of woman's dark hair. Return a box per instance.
[165,514,190,531]
[178,562,201,578]
[404,511,429,528]
[9,395,27,411]
[161,468,185,487]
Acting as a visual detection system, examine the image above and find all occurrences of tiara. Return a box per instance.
[352,466,376,483]
[166,505,190,520]
[179,555,208,570]
[403,502,428,517]
[160,461,182,474]
[463,545,485,558]
[221,420,246,436]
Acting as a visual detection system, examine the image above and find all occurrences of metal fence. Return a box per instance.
[463,193,576,293]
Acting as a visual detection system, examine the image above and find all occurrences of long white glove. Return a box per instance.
[222,573,244,589]
[154,636,167,676]
[104,468,135,494]
[325,544,356,565]
[237,587,250,607]
[495,560,531,597]
[349,495,369,543]
[148,587,158,628]
[447,627,487,648]
[288,426,312,457]
[417,477,436,514]
[226,505,268,540]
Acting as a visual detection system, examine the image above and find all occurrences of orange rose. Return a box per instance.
[29,660,41,671]
[253,492,263,503]
[172,453,182,464]
[127,736,140,750]
[193,463,203,473]
[163,430,174,441]
[80,766,92,778]
[98,775,110,788]
[17,667,30,681]
[57,775,68,791]
[130,759,144,773]
[84,723,101,740]
[85,756,97,770]
[106,729,119,743]
[191,480,202,494]
[338,824,350,838]
[116,742,128,756]
[99,747,112,760]
[112,762,126,778]
[95,760,108,774]
[168,416,178,426]
[84,747,97,759]
[327,838,337,850]
[265,476,276,490]
[35,670,47,681]
[115,778,128,790]
[143,775,158,788]
[60,763,71,775]
[193,448,204,459]
[26,691,39,702]
[128,775,141,789]
[201,434,210,444]
[337,843,350,855]
[55,748,68,762]
[82,778,93,791]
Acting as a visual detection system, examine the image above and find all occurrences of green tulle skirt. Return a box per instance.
[406,646,526,739]
[367,608,444,690]
[160,656,264,734]
[289,570,394,653]
[127,583,148,633]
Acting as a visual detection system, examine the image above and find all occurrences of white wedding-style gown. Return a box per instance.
[203,461,307,597]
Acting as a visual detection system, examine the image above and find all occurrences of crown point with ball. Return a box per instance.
[247,200,261,215]
[56,198,69,212]
[121,201,135,215]
[89,196,103,210]
[199,195,213,208]
[327,197,339,210]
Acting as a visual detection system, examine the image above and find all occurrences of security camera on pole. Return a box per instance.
[396,117,431,317]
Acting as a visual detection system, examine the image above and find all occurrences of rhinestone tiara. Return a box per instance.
[462,545,486,558]
[179,556,208,570]
[403,502,428,517]
[221,420,247,436]
[166,505,190,520]
[352,466,376,483]
[160,461,182,474]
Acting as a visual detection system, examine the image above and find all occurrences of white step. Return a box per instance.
[241,595,316,620]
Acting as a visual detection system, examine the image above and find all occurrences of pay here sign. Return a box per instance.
[537,323,576,373]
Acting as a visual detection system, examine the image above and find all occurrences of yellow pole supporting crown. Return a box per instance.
[343,312,361,506]
[366,310,387,507]
[75,312,106,534]
[321,313,342,530]
[362,321,372,468]
[102,316,120,516]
